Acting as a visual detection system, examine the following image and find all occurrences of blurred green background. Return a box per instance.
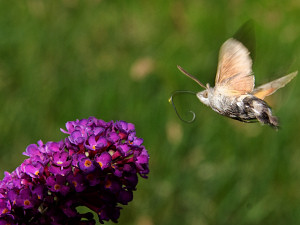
[0,1,300,224]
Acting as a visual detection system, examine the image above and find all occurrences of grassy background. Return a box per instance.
[0,1,300,224]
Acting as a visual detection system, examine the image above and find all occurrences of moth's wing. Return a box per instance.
[215,38,254,95]
[252,71,298,100]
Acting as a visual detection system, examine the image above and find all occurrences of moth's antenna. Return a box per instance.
[169,90,197,123]
[177,65,206,89]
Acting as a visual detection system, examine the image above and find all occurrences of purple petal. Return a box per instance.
[117,144,130,156]
[45,141,64,153]
[95,152,112,169]
[118,190,133,205]
[107,132,119,142]
[23,162,44,178]
[52,152,71,167]
[93,127,105,136]
[69,130,86,145]
[67,173,86,192]
[48,164,72,176]
[132,137,143,146]
[127,123,135,131]
[23,144,40,157]
[78,157,96,173]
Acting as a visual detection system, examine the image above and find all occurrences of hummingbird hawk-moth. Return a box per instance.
[170,38,297,128]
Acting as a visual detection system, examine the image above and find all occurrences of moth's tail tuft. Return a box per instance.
[269,115,279,130]
[256,111,279,129]
[251,98,279,129]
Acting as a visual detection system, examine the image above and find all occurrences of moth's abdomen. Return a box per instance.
[248,97,279,128]
[236,96,278,128]
[219,95,256,121]
[217,95,279,128]
[209,94,279,128]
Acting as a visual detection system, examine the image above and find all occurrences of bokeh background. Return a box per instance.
[0,1,300,224]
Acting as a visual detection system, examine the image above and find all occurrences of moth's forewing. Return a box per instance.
[215,38,254,95]
[252,71,298,99]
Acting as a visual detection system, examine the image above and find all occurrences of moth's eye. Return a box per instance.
[203,91,208,98]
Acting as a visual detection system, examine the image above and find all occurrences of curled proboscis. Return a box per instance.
[169,90,197,123]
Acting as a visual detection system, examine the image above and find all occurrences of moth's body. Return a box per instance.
[197,88,277,126]
[174,38,297,128]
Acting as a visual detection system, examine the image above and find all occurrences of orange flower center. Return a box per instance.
[24,200,31,206]
[84,159,92,167]
[2,208,8,214]
[72,181,78,187]
[105,180,112,188]
[54,184,61,190]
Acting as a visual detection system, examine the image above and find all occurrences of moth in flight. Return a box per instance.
[170,38,297,128]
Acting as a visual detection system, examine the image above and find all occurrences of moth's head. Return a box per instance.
[196,88,210,106]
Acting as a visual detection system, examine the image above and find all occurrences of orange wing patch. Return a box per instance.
[252,71,297,100]
[253,88,276,99]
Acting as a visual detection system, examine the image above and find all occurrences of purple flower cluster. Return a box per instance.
[0,117,149,224]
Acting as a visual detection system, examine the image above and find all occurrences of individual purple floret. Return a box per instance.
[0,117,149,224]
